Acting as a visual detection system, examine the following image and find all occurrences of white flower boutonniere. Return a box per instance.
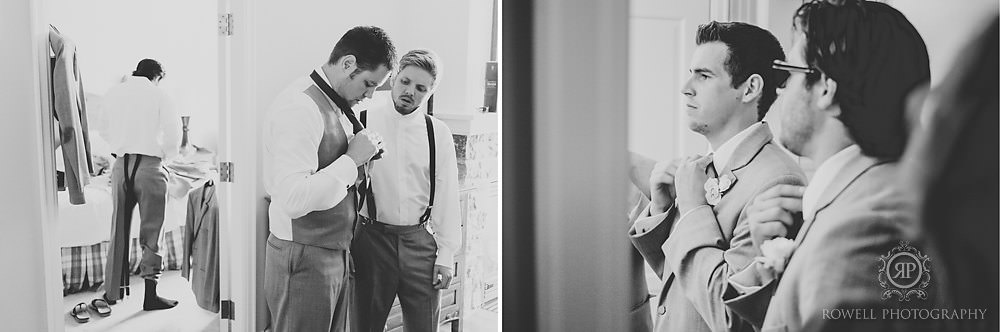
[703,173,736,206]
[755,237,797,275]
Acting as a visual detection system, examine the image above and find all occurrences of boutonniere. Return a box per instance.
[703,172,737,206]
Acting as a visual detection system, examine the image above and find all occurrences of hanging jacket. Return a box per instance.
[182,181,219,313]
[49,25,94,204]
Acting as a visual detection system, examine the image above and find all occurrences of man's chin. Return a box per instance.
[688,122,709,135]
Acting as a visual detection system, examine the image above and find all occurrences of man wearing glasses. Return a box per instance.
[722,1,932,330]
[629,21,805,332]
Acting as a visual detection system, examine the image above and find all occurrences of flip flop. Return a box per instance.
[89,298,112,317]
[70,303,90,323]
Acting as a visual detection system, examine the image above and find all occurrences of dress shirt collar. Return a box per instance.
[389,103,426,123]
[709,122,764,173]
[126,75,153,85]
[801,144,862,221]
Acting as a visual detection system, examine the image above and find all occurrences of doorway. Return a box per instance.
[38,1,232,331]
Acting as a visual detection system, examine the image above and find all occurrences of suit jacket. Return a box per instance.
[629,123,806,332]
[724,153,925,332]
[49,25,94,205]
[183,181,220,313]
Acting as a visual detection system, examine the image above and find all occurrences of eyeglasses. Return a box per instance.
[772,60,817,75]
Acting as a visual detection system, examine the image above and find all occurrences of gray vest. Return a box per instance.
[289,84,362,250]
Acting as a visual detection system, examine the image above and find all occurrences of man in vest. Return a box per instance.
[352,49,461,332]
[262,26,395,332]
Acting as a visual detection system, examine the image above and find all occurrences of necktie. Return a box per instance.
[309,70,379,219]
[309,70,382,159]
[309,71,363,134]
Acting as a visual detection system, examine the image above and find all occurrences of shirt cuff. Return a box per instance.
[632,200,672,235]
[729,277,763,295]
[320,155,358,187]
[435,246,455,270]
[728,260,769,295]
[677,205,712,224]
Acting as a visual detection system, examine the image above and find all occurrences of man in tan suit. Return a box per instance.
[629,22,805,332]
[721,1,934,331]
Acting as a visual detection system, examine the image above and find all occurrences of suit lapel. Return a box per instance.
[720,122,774,174]
[659,123,774,298]
[793,152,883,246]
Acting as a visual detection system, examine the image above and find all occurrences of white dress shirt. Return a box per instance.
[361,99,462,269]
[800,144,861,222]
[262,68,359,241]
[633,122,766,232]
[102,76,181,159]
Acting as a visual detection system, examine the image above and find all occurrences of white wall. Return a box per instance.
[0,0,63,330]
[44,0,219,151]
[253,0,495,116]
[890,0,999,87]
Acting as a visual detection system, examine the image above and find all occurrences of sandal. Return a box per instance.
[70,303,90,323]
[89,298,112,317]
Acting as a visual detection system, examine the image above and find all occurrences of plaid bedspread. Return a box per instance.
[61,226,185,295]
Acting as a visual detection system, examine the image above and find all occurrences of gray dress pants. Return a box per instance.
[103,154,168,301]
[352,220,441,332]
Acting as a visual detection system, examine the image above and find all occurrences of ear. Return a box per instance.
[815,75,839,117]
[741,73,764,103]
[340,54,357,73]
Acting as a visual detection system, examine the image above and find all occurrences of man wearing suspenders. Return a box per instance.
[262,26,394,332]
[353,50,461,332]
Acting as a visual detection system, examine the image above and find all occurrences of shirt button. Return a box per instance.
[658,306,666,315]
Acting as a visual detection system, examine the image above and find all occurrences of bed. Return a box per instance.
[58,154,215,295]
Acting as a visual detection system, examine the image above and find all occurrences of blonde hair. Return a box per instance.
[398,49,442,88]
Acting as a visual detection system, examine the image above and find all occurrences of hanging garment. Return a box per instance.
[182,180,219,313]
[49,25,94,204]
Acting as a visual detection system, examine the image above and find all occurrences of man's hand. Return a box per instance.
[648,158,682,214]
[432,265,453,290]
[674,154,714,215]
[746,184,805,251]
[346,129,384,167]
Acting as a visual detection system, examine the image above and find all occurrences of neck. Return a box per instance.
[802,119,854,166]
[705,110,756,150]
[320,64,344,96]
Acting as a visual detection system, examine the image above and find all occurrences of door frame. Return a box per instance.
[29,0,262,330]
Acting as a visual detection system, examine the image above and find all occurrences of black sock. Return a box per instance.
[142,279,178,311]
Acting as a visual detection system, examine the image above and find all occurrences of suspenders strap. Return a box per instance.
[359,112,437,224]
[419,114,436,224]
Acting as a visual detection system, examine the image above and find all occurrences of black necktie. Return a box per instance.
[309,70,382,160]
[310,70,363,134]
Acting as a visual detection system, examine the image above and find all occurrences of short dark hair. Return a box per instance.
[328,26,397,72]
[132,58,164,81]
[399,49,442,86]
[696,21,787,120]
[793,0,930,160]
